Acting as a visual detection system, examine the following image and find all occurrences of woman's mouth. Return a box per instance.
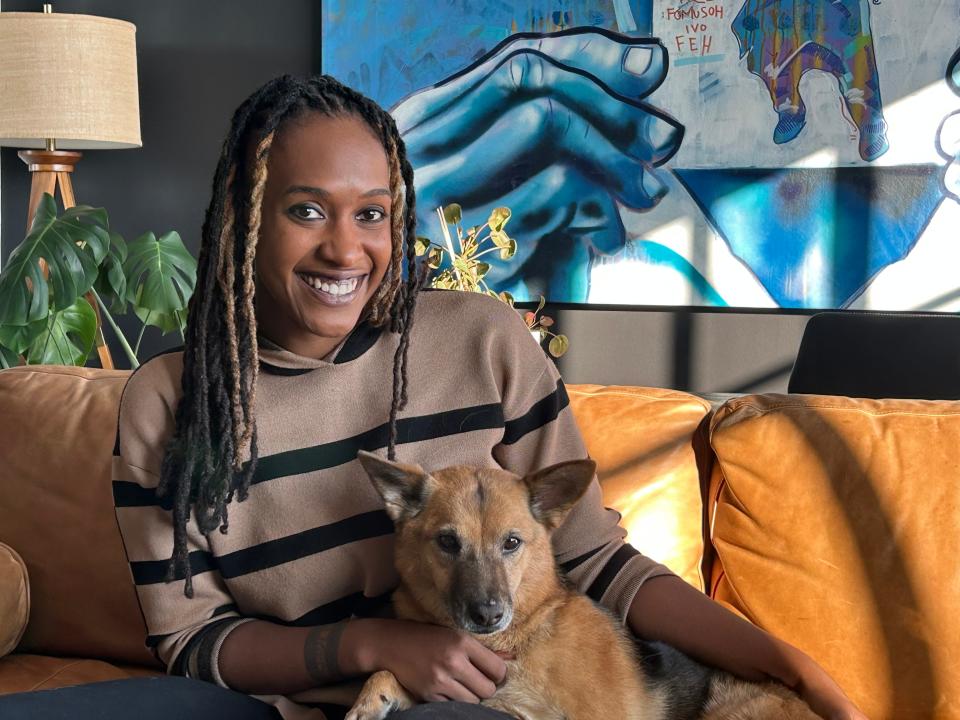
[296,272,365,305]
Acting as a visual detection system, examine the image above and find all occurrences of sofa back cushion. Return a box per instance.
[709,393,960,720]
[0,366,159,668]
[568,384,711,590]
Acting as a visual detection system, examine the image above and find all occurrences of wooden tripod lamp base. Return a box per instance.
[19,149,114,369]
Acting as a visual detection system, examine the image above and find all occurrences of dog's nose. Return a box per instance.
[468,598,504,628]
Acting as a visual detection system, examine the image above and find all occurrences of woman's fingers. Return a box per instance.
[465,641,508,688]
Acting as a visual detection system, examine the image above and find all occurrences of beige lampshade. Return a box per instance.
[0,11,141,149]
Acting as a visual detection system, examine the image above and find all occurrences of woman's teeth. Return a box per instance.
[299,274,360,296]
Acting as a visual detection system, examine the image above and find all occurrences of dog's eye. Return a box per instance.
[436,533,461,554]
[502,536,523,554]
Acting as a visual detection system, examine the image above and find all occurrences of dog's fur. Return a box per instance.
[348,453,819,720]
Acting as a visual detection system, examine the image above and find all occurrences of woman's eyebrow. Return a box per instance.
[284,185,390,198]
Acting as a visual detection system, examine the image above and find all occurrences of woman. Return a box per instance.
[0,75,865,720]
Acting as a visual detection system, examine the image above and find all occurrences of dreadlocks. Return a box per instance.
[156,75,421,597]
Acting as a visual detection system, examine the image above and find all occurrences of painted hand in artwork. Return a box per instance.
[392,28,684,302]
[732,0,889,161]
[937,48,960,203]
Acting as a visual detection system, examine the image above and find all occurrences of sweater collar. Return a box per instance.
[257,321,383,375]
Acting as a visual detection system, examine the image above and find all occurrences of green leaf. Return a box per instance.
[0,343,20,369]
[475,262,491,279]
[94,231,129,313]
[427,246,444,269]
[0,193,110,326]
[132,305,187,335]
[0,320,46,355]
[124,231,197,317]
[498,291,514,306]
[414,236,431,256]
[25,297,97,366]
[548,334,570,358]
[499,237,517,260]
[487,206,511,232]
[452,256,472,276]
[535,295,547,315]
[442,203,462,225]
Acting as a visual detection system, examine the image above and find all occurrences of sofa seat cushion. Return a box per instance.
[0,366,158,668]
[0,654,162,696]
[709,393,960,720]
[567,384,711,590]
[0,543,29,658]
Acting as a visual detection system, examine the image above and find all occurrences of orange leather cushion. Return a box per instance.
[0,543,29,657]
[0,654,162,695]
[709,393,960,720]
[568,384,711,590]
[0,366,158,669]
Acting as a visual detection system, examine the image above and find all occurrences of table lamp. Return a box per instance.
[0,4,140,368]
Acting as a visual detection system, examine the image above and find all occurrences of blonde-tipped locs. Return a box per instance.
[156,75,422,597]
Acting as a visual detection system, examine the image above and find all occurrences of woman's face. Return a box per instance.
[254,112,393,358]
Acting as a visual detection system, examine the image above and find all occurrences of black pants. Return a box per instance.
[0,676,514,719]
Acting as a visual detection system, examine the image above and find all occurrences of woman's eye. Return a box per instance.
[502,536,522,554]
[358,208,386,222]
[290,205,322,220]
[436,533,461,554]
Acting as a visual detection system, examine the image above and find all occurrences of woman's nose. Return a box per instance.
[316,218,365,266]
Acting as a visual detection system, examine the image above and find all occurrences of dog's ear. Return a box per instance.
[357,450,433,524]
[523,458,597,530]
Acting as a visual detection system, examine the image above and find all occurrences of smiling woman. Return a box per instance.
[254,115,395,360]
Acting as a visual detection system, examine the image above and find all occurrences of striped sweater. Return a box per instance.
[112,290,673,719]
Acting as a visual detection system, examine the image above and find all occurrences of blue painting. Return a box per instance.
[323,1,960,312]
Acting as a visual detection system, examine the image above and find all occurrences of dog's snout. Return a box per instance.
[468,597,504,628]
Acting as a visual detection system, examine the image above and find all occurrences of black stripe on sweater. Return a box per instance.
[147,603,237,649]
[258,589,393,627]
[169,617,237,678]
[114,402,506,508]
[259,362,313,376]
[502,379,568,445]
[129,510,394,585]
[217,510,394,579]
[131,549,217,585]
[586,544,640,603]
[558,544,606,574]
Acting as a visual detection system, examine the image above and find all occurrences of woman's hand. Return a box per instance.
[791,654,870,720]
[342,618,507,703]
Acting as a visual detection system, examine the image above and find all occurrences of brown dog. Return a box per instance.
[348,452,819,720]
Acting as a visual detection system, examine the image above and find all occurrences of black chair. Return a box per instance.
[788,311,960,400]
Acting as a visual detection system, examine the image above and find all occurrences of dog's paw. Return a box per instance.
[345,692,403,720]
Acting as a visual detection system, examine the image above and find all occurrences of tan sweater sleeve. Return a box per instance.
[111,355,253,684]
[490,322,674,623]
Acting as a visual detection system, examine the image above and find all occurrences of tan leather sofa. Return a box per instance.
[1,365,957,719]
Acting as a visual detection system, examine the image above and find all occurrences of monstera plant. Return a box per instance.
[0,193,196,369]
[416,204,569,358]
